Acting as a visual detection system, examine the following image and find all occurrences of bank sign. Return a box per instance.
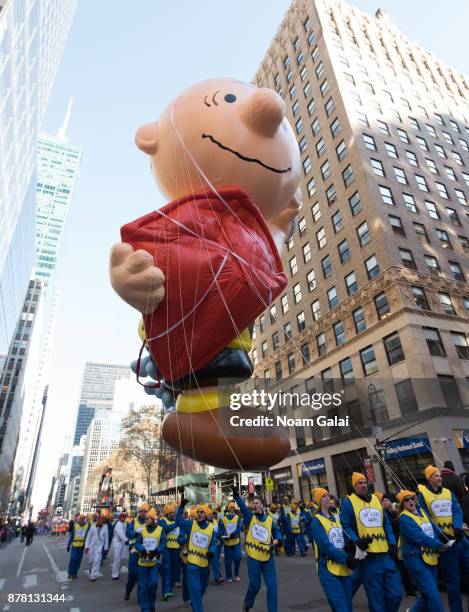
[383,435,431,460]
[301,458,326,476]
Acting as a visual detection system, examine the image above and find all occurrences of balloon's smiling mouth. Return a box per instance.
[202,133,292,174]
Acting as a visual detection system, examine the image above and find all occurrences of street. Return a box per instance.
[0,536,447,611]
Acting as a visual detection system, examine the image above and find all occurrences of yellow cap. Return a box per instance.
[197,504,211,516]
[164,504,174,515]
[147,508,157,520]
[424,465,440,481]
[312,487,328,506]
[139,502,150,511]
[352,472,367,488]
[374,491,384,502]
[396,490,416,504]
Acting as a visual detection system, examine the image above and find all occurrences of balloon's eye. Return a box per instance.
[224,94,237,103]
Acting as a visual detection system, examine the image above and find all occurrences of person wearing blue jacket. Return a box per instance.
[125,502,149,601]
[284,502,308,556]
[218,502,243,582]
[175,498,217,612]
[135,508,166,612]
[234,487,282,612]
[397,489,447,612]
[340,472,402,612]
[310,487,356,612]
[67,514,89,579]
[159,502,181,601]
[417,465,469,612]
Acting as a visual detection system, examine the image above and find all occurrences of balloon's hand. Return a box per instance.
[109,243,165,315]
[267,188,302,254]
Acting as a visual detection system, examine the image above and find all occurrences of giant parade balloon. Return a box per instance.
[110,78,302,470]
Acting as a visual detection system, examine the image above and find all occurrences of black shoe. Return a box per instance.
[124,592,130,601]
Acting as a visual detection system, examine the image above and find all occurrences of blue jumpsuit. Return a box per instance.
[218,513,242,580]
[285,511,308,556]
[159,516,181,597]
[208,516,223,582]
[279,505,294,555]
[135,527,166,612]
[235,494,282,612]
[340,496,403,612]
[398,509,445,612]
[126,516,146,597]
[418,485,469,612]
[310,512,352,612]
[67,524,88,577]
[175,507,217,612]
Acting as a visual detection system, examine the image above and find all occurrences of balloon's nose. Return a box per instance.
[239,88,286,137]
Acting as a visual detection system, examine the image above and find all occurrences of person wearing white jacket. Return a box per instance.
[111,513,128,580]
[85,515,109,581]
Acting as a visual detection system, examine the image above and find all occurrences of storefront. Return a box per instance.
[452,429,469,471]
[332,447,368,497]
[297,458,328,501]
[383,434,434,490]
[270,466,294,499]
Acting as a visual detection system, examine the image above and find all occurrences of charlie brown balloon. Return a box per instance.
[110,78,302,469]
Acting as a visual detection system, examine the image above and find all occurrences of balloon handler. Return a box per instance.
[109,78,301,470]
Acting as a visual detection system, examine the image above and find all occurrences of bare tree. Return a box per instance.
[116,404,162,502]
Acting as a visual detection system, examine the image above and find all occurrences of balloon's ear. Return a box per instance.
[135,122,159,155]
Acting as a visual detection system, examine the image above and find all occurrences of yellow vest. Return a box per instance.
[187,521,214,568]
[222,515,240,546]
[162,517,180,549]
[418,485,453,536]
[245,515,273,562]
[288,511,301,534]
[138,525,163,567]
[348,493,388,553]
[313,513,351,577]
[129,518,145,552]
[399,509,439,566]
[72,523,89,548]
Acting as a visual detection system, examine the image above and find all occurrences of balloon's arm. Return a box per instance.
[267,188,302,256]
[109,242,165,315]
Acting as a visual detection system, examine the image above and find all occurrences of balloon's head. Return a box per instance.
[135,78,301,221]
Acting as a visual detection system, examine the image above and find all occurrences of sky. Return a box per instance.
[31,0,469,510]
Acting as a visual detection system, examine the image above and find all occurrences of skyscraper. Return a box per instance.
[0,0,77,353]
[252,0,469,499]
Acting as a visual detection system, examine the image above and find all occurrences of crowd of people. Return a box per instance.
[60,462,469,612]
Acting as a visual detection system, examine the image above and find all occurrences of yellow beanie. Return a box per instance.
[312,487,328,505]
[139,502,150,511]
[147,508,157,520]
[352,472,367,488]
[164,504,174,515]
[197,504,211,516]
[424,465,440,481]
[396,490,416,504]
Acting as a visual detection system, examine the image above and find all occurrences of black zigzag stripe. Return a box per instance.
[188,548,208,560]
[245,541,271,554]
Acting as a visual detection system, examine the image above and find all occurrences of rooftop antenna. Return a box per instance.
[57,98,73,142]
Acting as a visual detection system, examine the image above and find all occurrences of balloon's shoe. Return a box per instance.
[161,389,290,470]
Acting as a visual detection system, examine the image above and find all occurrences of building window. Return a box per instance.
[287,353,296,374]
[435,143,446,158]
[330,118,341,137]
[338,238,351,263]
[449,261,464,281]
[357,221,370,246]
[425,158,438,174]
[345,271,358,295]
[261,340,268,358]
[349,191,362,215]
[311,117,320,135]
[455,189,467,206]
[415,174,429,192]
[385,142,398,158]
[292,100,300,116]
[274,361,282,380]
[371,158,385,176]
[363,133,377,150]
[336,140,347,160]
[424,254,440,275]
[316,138,326,156]
[445,166,457,181]
[303,81,312,97]
[321,160,331,181]
[397,128,410,143]
[413,222,429,243]
[377,120,389,135]
[301,343,310,365]
[451,332,469,359]
[438,292,455,315]
[353,307,366,333]
[340,357,354,384]
[284,321,292,340]
[327,286,338,308]
[365,254,379,279]
[458,235,469,253]
[295,117,304,134]
[298,136,307,153]
[342,164,354,187]
[384,331,405,365]
[316,332,327,356]
[360,345,378,375]
[316,227,327,249]
[436,228,452,249]
[389,215,406,236]
[293,283,302,304]
[320,79,330,96]
[302,242,312,264]
[374,292,390,319]
[297,311,306,331]
[259,314,267,333]
[289,256,298,276]
[325,97,335,117]
[298,217,307,235]
[270,304,277,324]
[281,294,289,314]
[416,136,429,151]
[312,299,321,321]
[424,327,446,356]
[321,255,332,278]
[399,248,417,270]
[394,166,408,184]
[333,320,345,345]
[307,269,316,291]
[425,200,439,219]
[326,184,337,205]
[357,112,370,128]
[303,156,312,174]
[380,185,394,205]
[307,98,317,116]
[311,201,321,222]
[409,116,420,130]
[272,331,280,350]
[406,150,419,166]
[447,208,461,227]
[307,177,317,198]
[412,286,429,310]
[315,61,324,79]
[403,193,417,212]
[395,379,418,414]
[332,210,343,233]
